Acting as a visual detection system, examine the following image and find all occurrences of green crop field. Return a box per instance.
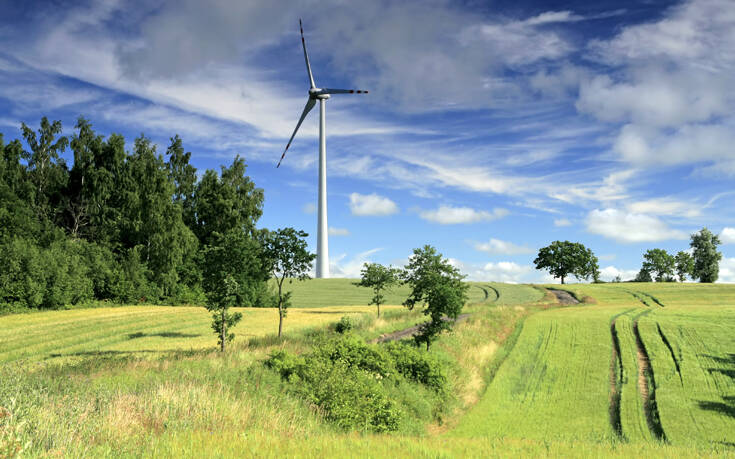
[1,281,734,457]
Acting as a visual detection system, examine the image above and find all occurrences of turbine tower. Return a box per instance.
[277,19,368,278]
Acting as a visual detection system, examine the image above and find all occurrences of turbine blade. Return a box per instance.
[277,98,316,168]
[300,19,316,89]
[322,88,369,94]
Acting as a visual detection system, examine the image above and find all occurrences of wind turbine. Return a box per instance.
[277,19,368,279]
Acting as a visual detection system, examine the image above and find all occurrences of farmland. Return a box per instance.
[1,281,734,457]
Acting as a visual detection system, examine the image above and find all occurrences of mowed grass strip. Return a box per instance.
[0,305,399,364]
[639,307,735,447]
[450,306,622,442]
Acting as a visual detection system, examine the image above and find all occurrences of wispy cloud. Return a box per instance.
[420,206,508,225]
[585,208,688,243]
[349,193,399,217]
[473,238,534,255]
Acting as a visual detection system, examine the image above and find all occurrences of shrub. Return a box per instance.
[385,341,447,393]
[310,337,395,378]
[334,316,353,334]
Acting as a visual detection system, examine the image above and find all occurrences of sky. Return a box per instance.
[1,0,734,282]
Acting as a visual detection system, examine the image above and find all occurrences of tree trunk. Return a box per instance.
[277,278,284,338]
[220,309,226,353]
[377,302,380,318]
[561,275,565,284]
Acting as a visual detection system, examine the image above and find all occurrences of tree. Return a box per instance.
[261,227,316,337]
[642,248,675,282]
[533,241,599,284]
[401,245,468,350]
[21,117,69,220]
[202,230,262,351]
[690,227,722,283]
[674,251,694,282]
[634,268,652,282]
[355,263,399,318]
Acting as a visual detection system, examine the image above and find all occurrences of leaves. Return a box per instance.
[533,241,599,284]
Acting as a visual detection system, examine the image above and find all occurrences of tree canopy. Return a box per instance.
[690,228,722,283]
[642,248,675,282]
[533,241,599,284]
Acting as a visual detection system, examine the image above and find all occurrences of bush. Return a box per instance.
[334,316,353,334]
[385,341,447,393]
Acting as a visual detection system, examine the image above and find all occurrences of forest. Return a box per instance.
[0,117,273,313]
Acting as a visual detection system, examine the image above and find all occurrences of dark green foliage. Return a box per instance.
[635,268,653,283]
[401,245,469,350]
[261,227,316,337]
[642,248,676,282]
[533,240,599,284]
[0,117,272,311]
[335,316,354,334]
[675,251,694,282]
[384,341,447,392]
[355,262,399,317]
[690,228,722,283]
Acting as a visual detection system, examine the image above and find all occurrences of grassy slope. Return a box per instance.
[2,282,735,457]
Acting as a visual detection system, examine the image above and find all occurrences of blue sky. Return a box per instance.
[1,0,734,282]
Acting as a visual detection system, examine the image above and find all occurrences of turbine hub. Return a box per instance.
[309,88,330,100]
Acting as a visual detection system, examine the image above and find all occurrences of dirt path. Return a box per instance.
[548,289,579,305]
[609,316,624,438]
[372,314,471,343]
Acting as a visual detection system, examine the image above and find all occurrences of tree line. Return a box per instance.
[633,228,722,283]
[0,116,275,312]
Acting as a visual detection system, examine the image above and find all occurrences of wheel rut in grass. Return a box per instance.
[637,291,665,307]
[609,316,625,438]
[633,311,668,442]
[656,323,683,385]
[486,285,500,302]
[625,290,652,307]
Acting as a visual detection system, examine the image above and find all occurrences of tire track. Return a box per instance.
[637,291,665,307]
[486,285,500,302]
[609,308,636,439]
[632,310,668,442]
[656,323,683,385]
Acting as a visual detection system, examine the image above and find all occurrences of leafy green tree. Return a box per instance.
[690,227,722,283]
[165,135,197,228]
[642,248,675,282]
[21,117,69,220]
[202,230,263,351]
[634,268,652,282]
[0,138,39,243]
[533,241,599,284]
[192,156,264,246]
[401,245,468,350]
[261,227,316,337]
[674,251,694,282]
[356,263,399,317]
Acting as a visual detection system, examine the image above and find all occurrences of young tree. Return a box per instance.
[355,263,399,317]
[202,230,263,351]
[690,228,722,283]
[261,227,316,337]
[674,251,694,282]
[642,248,675,282]
[401,245,468,350]
[533,241,598,284]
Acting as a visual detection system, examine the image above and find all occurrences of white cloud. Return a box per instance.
[329,248,382,278]
[349,193,399,217]
[600,266,639,282]
[721,227,735,244]
[420,206,509,225]
[718,257,735,283]
[585,208,688,243]
[626,197,702,218]
[474,238,533,255]
[328,227,350,237]
[302,203,316,214]
[475,261,534,283]
[554,218,572,227]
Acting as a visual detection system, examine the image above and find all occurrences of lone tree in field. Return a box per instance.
[261,227,316,337]
[402,245,468,350]
[642,248,675,282]
[202,230,264,352]
[675,251,694,282]
[533,241,599,284]
[690,227,722,283]
[355,263,399,318]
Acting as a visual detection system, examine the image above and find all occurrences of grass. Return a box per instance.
[2,281,735,457]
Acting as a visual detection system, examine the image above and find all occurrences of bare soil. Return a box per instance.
[548,289,579,305]
[372,314,471,343]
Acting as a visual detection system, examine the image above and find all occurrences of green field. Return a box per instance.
[1,281,734,457]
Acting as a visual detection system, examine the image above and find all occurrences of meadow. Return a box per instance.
[1,280,734,457]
